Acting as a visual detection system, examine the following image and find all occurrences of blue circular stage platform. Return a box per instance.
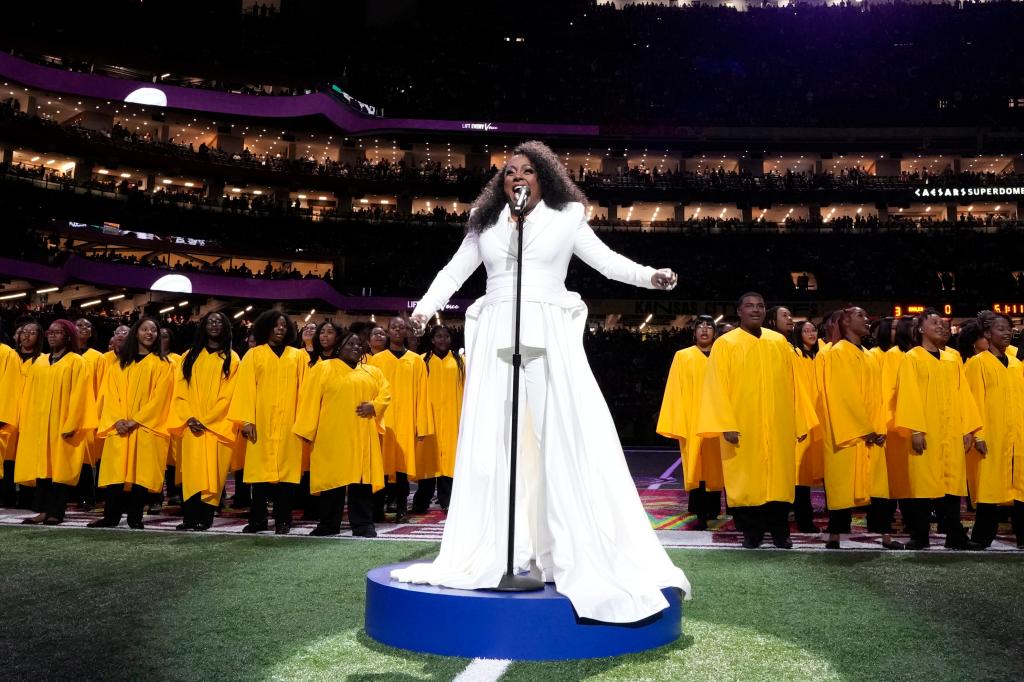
[365,563,683,660]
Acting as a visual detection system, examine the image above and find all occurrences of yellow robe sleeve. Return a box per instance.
[97,361,127,438]
[371,371,392,435]
[293,363,326,443]
[965,357,989,444]
[957,361,983,437]
[696,341,737,437]
[413,356,433,438]
[0,346,23,428]
[894,353,928,435]
[656,352,690,442]
[227,350,258,426]
[62,356,97,436]
[824,345,875,448]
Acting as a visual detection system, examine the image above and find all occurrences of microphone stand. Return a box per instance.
[494,203,544,592]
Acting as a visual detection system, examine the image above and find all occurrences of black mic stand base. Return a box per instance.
[493,573,545,592]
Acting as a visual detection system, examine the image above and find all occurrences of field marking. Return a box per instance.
[647,458,681,490]
[453,658,511,682]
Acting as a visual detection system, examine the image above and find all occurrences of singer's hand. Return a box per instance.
[652,269,677,290]
[410,314,428,337]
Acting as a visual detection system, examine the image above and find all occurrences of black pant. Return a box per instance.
[101,484,150,525]
[164,465,181,502]
[376,472,410,517]
[793,485,815,529]
[319,484,375,533]
[75,464,96,506]
[903,495,966,547]
[688,482,723,521]
[732,501,791,541]
[972,501,1024,546]
[232,470,251,507]
[31,479,70,520]
[183,493,216,528]
[866,497,897,534]
[249,482,297,526]
[298,471,318,519]
[412,476,454,512]
[826,508,854,535]
[1,460,16,507]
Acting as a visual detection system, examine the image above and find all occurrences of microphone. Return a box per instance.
[512,185,530,215]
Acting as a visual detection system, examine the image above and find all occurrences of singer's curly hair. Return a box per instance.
[466,140,587,233]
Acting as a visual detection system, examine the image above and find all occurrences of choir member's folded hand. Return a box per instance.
[911,432,926,454]
[963,433,975,452]
[651,269,677,290]
[975,439,988,456]
[355,402,375,418]
[724,431,740,445]
[187,418,206,435]
[873,433,886,446]
[114,419,132,436]
[241,423,258,443]
[61,430,75,439]
[796,434,808,443]
[409,314,429,337]
[864,432,884,447]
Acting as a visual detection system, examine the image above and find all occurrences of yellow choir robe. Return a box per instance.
[894,347,983,499]
[416,352,465,480]
[0,345,25,469]
[169,348,241,506]
[965,352,1024,505]
[881,347,913,499]
[367,349,433,479]
[793,349,824,487]
[80,347,105,467]
[165,353,183,479]
[293,359,391,493]
[656,346,724,492]
[820,340,888,509]
[228,345,308,484]
[13,352,96,486]
[696,328,815,508]
[97,354,175,492]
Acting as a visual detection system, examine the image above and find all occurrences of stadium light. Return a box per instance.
[245,305,253,312]
[81,299,102,308]
[178,301,189,307]
[107,294,125,301]
[159,306,175,314]
[714,315,724,324]
[233,310,245,319]
[36,287,59,294]
[0,292,27,301]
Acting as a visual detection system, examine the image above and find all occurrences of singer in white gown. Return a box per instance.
[391,142,690,624]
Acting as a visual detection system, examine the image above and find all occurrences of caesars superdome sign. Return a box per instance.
[914,186,1024,198]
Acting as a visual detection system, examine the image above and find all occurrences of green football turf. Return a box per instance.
[1,528,1022,681]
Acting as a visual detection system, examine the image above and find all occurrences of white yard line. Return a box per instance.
[453,658,512,682]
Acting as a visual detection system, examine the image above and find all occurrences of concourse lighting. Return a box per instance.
[107,294,125,301]
[177,301,189,307]
[30,156,39,162]
[36,287,59,294]
[644,313,653,323]
[184,182,195,188]
[233,310,245,319]
[714,315,724,324]
[297,194,307,200]
[98,169,109,175]
[162,179,172,184]
[158,306,175,314]
[81,299,102,308]
[0,292,27,301]
[318,196,327,201]
[120,173,131,178]
[245,305,253,312]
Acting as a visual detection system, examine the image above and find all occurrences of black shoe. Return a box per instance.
[904,540,930,550]
[394,512,409,524]
[300,512,320,522]
[242,521,268,533]
[43,516,63,526]
[174,522,197,531]
[87,518,120,528]
[797,523,821,533]
[772,537,794,549]
[195,522,212,531]
[274,522,292,535]
[943,537,971,550]
[825,540,841,550]
[309,525,339,537]
[882,540,905,550]
[22,513,46,525]
[128,520,145,530]
[742,534,763,549]
[353,527,378,538]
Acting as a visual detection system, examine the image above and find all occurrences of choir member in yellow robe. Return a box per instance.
[789,319,825,533]
[411,324,465,514]
[965,312,1024,548]
[294,331,392,536]
[14,320,96,524]
[697,293,815,549]
[88,318,174,529]
[894,309,983,550]
[0,335,23,494]
[1,322,43,507]
[657,315,724,529]
[229,310,307,534]
[169,312,240,530]
[367,317,433,523]
[819,308,900,549]
[72,317,106,509]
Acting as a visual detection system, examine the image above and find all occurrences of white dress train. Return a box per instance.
[391,200,690,623]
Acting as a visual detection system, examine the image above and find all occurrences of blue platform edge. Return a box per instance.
[365,562,683,661]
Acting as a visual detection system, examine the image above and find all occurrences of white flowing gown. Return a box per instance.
[391,200,690,623]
